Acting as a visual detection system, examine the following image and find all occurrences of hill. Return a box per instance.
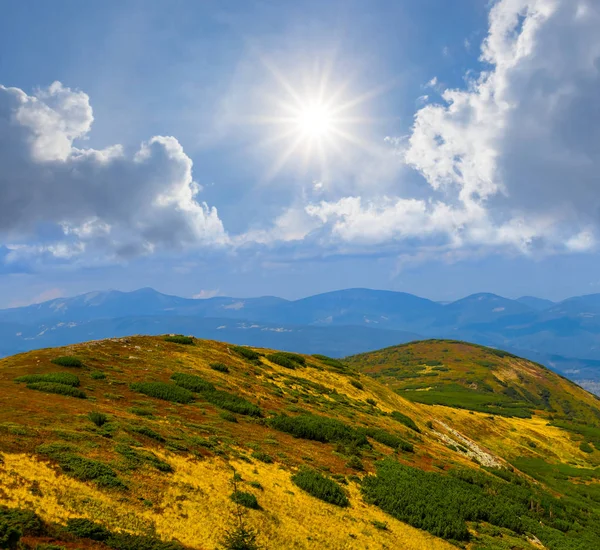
[0,336,599,549]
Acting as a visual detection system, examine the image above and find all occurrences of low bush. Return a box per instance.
[389,411,420,432]
[65,518,110,541]
[26,382,86,399]
[230,491,260,510]
[580,441,594,453]
[51,356,83,368]
[203,390,262,417]
[361,428,413,452]
[220,411,237,423]
[0,520,21,549]
[170,372,215,393]
[115,445,172,473]
[277,352,306,366]
[210,362,230,373]
[269,413,368,446]
[231,346,260,361]
[90,371,107,380]
[130,382,193,404]
[312,354,346,369]
[267,353,296,369]
[0,506,44,537]
[129,407,154,417]
[163,335,195,345]
[88,411,108,427]
[349,379,364,390]
[292,468,349,507]
[345,455,364,471]
[130,425,165,442]
[15,373,80,387]
[251,451,273,464]
[365,398,377,407]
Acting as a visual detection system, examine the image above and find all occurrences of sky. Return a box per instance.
[1,0,599,307]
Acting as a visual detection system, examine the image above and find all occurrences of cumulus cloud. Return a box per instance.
[0,82,227,262]
[256,0,600,259]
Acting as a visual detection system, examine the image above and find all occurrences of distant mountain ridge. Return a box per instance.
[3,286,600,392]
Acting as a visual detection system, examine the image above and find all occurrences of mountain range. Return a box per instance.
[2,287,600,393]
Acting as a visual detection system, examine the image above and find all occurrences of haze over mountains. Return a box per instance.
[2,287,600,393]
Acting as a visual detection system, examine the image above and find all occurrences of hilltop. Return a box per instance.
[0,336,599,549]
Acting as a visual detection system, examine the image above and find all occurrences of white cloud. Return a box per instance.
[0,82,227,262]
[192,289,221,299]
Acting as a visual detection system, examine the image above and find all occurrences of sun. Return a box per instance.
[295,102,334,138]
[249,56,382,180]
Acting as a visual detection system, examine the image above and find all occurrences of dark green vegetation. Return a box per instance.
[389,411,420,432]
[231,346,260,361]
[26,382,87,399]
[14,372,80,387]
[361,427,413,452]
[311,354,346,369]
[171,372,262,417]
[37,443,126,489]
[130,381,194,404]
[50,356,83,368]
[269,413,368,446]
[266,353,297,369]
[88,411,108,427]
[65,517,183,549]
[291,468,349,507]
[230,491,260,510]
[163,335,195,345]
[362,458,600,547]
[210,362,230,373]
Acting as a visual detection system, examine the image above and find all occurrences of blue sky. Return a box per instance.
[1,0,599,306]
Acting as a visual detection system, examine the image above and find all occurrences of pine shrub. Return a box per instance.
[15,373,80,387]
[130,382,193,404]
[230,491,260,510]
[51,356,83,368]
[26,382,86,399]
[210,362,230,373]
[88,411,108,427]
[390,411,421,433]
[291,468,349,507]
[269,413,368,446]
[163,335,195,345]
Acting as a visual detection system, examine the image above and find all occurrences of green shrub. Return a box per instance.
[115,445,173,473]
[170,372,215,392]
[580,441,594,453]
[251,451,273,464]
[365,398,377,406]
[221,525,260,550]
[267,353,296,369]
[361,428,413,452]
[277,352,306,366]
[345,455,364,471]
[88,411,108,427]
[390,411,421,433]
[231,346,260,361]
[26,382,86,399]
[51,356,83,368]
[269,413,368,446]
[371,520,388,531]
[247,481,263,490]
[130,425,165,442]
[220,411,238,423]
[210,362,230,373]
[0,520,21,550]
[90,371,107,380]
[14,373,80,387]
[292,468,349,507]
[349,379,363,390]
[230,491,260,510]
[65,518,110,541]
[129,407,154,417]
[163,334,195,345]
[203,390,262,417]
[0,507,44,537]
[312,354,345,369]
[130,382,193,404]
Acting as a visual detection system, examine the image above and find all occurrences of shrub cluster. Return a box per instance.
[130,382,193,404]
[266,353,297,369]
[163,335,195,345]
[230,491,260,510]
[130,425,165,442]
[15,372,80,387]
[269,413,368,446]
[390,411,421,433]
[210,362,230,373]
[349,379,364,390]
[88,411,108,427]
[231,346,260,361]
[251,451,273,464]
[115,444,172,473]
[292,468,349,507]
[311,354,346,369]
[361,427,414,452]
[90,371,107,380]
[37,444,125,489]
[51,356,83,368]
[278,352,306,366]
[220,411,238,423]
[65,518,183,549]
[26,382,87,399]
[171,372,261,417]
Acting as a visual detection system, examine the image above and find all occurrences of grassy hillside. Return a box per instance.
[0,336,599,549]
